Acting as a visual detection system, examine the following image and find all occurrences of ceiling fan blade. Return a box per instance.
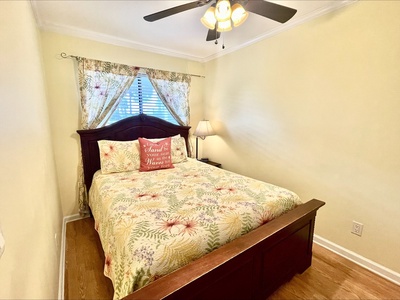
[206,29,221,41]
[245,0,297,23]
[144,1,211,22]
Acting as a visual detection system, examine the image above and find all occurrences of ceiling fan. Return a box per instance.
[144,0,297,42]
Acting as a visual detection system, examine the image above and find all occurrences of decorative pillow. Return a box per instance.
[98,140,140,174]
[171,136,188,164]
[138,137,174,172]
[145,135,187,164]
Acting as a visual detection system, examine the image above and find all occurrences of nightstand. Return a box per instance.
[200,159,221,168]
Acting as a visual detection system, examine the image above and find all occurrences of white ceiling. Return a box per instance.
[31,0,357,62]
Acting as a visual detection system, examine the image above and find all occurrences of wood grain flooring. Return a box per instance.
[65,217,400,299]
[65,217,113,299]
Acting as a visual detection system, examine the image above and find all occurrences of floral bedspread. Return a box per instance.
[89,158,302,299]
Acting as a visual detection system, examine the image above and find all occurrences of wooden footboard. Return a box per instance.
[124,199,325,300]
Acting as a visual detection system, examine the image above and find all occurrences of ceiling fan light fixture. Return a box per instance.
[217,19,232,32]
[215,0,231,22]
[231,3,248,27]
[201,6,216,29]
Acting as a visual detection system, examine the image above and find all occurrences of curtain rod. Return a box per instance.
[60,52,205,78]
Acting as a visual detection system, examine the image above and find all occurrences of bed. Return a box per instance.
[77,114,325,300]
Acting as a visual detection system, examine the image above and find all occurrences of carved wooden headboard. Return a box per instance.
[77,114,191,190]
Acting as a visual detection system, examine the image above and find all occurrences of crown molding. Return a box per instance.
[31,0,358,63]
[43,23,206,62]
[203,0,358,61]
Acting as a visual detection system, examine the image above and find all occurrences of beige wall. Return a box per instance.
[4,2,394,297]
[40,32,204,216]
[0,1,62,298]
[204,0,400,273]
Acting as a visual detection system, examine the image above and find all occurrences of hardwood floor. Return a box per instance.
[65,217,400,299]
[65,217,113,299]
[268,247,400,300]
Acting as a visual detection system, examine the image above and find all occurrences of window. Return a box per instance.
[107,73,178,125]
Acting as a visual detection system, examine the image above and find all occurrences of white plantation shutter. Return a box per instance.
[107,73,178,125]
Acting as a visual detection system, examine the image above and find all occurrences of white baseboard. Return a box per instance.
[314,234,400,286]
[58,214,88,300]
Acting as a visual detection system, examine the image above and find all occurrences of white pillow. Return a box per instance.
[170,136,188,164]
[97,140,140,174]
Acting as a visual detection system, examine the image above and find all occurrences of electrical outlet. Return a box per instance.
[351,221,363,236]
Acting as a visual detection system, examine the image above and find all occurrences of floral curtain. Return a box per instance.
[76,57,140,214]
[146,68,191,126]
[77,58,140,128]
[75,58,193,215]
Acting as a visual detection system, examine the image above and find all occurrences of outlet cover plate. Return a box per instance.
[351,221,364,236]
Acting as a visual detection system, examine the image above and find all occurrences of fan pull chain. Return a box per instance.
[214,33,225,50]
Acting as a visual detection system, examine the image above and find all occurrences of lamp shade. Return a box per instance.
[231,3,248,27]
[194,120,215,140]
[215,0,231,21]
[217,19,232,32]
[200,0,249,32]
[201,6,216,30]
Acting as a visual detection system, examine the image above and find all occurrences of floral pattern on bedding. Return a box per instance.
[89,158,302,299]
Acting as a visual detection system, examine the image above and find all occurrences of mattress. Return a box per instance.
[89,158,302,299]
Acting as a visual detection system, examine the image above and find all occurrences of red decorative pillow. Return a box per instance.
[138,137,174,172]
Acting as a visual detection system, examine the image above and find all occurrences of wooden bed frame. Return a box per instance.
[77,114,325,300]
